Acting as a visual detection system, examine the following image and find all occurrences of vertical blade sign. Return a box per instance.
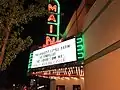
[28,52,33,72]
[43,0,60,48]
[76,35,84,62]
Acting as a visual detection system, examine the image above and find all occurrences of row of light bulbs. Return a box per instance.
[32,66,84,77]
[38,76,84,80]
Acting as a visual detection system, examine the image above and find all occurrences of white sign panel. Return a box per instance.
[31,38,77,68]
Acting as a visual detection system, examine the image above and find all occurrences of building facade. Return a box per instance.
[65,0,120,90]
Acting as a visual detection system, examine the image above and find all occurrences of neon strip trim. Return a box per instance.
[47,22,57,25]
[46,34,58,37]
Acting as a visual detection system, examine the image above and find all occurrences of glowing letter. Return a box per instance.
[50,25,53,33]
[50,37,56,44]
[48,4,57,12]
[46,36,51,45]
[45,36,56,45]
[48,14,56,22]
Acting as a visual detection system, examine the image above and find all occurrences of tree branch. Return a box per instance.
[0,26,10,65]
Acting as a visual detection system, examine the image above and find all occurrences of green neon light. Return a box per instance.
[47,22,58,25]
[77,46,83,51]
[76,35,85,61]
[48,0,50,2]
[78,54,84,59]
[28,52,33,71]
[29,53,33,58]
[77,41,82,44]
[46,33,58,37]
[49,12,59,15]
[82,35,86,58]
[48,0,60,40]
[77,44,83,48]
[77,38,83,42]
[55,0,60,40]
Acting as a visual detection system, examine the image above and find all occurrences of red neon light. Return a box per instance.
[51,37,56,44]
[41,3,58,48]
[48,4,57,12]
[42,36,62,48]
[48,14,56,22]
[46,36,51,45]
[42,36,55,47]
[50,25,53,33]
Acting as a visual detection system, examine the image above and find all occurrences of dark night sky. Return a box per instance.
[0,0,82,87]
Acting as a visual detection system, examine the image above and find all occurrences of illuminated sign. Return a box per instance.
[43,0,60,47]
[31,38,77,68]
[28,53,33,72]
[28,0,61,72]
[28,36,85,71]
[76,35,85,61]
[32,66,84,77]
[27,0,85,71]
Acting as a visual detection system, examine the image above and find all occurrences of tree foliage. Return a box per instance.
[0,0,47,70]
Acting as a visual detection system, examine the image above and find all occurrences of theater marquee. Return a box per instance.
[31,38,77,68]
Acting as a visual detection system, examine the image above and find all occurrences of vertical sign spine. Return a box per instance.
[28,52,33,72]
[76,35,85,62]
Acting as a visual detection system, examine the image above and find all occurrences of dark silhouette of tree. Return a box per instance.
[0,0,47,70]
